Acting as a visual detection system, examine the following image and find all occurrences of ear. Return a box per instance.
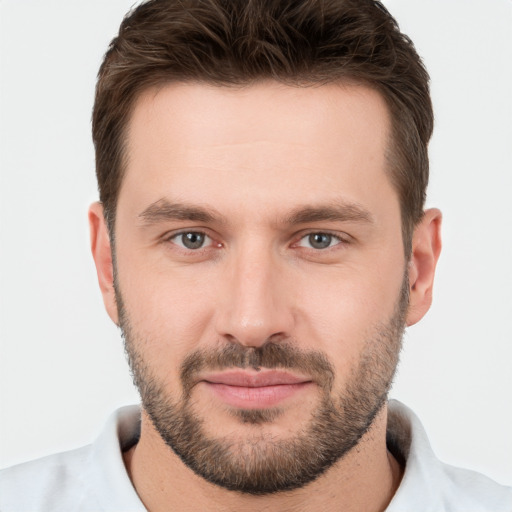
[406,208,442,326]
[88,202,119,325]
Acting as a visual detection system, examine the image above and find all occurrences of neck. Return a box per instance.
[123,405,403,512]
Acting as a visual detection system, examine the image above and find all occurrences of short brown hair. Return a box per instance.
[93,0,433,253]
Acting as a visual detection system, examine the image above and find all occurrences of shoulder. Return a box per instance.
[438,463,512,512]
[387,400,512,512]
[0,445,102,512]
[0,405,143,512]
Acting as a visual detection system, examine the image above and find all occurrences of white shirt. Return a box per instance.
[1,400,511,511]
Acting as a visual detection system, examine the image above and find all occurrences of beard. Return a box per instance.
[116,275,408,495]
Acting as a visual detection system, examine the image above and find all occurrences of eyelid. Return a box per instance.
[163,228,221,250]
[293,230,352,249]
[160,228,351,252]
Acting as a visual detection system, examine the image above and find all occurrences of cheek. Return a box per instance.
[293,262,404,369]
[115,252,219,378]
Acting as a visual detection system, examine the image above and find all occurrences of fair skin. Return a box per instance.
[89,82,441,511]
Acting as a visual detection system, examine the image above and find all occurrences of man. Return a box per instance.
[1,0,511,510]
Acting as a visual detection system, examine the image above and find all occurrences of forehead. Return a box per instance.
[127,80,390,152]
[121,81,395,217]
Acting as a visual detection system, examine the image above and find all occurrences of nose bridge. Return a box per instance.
[216,237,293,347]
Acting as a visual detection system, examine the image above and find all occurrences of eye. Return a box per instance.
[297,232,344,250]
[171,231,212,250]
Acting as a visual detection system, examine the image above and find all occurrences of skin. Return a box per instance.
[89,81,441,511]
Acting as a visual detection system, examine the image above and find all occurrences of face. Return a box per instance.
[110,82,409,493]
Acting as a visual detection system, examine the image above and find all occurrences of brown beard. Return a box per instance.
[116,274,408,495]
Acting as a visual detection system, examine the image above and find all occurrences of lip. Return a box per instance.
[203,370,311,387]
[200,370,313,409]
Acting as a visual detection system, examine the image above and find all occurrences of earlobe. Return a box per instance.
[406,208,442,326]
[88,202,119,325]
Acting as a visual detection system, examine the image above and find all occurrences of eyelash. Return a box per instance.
[164,230,350,253]
[294,231,349,251]
[165,231,219,251]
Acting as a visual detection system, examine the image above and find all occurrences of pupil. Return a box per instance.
[183,232,204,249]
[310,233,331,249]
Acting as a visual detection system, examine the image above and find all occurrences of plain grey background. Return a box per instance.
[1,0,511,484]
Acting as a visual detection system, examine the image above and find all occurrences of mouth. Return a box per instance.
[200,370,314,409]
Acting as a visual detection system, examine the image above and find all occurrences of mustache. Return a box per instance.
[180,341,335,395]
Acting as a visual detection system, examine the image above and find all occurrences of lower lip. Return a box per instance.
[203,382,312,409]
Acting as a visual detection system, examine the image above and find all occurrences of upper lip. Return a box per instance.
[202,370,312,387]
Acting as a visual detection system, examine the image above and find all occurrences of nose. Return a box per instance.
[214,243,295,348]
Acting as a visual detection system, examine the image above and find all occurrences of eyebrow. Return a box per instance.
[138,199,224,225]
[285,203,374,226]
[137,198,373,227]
